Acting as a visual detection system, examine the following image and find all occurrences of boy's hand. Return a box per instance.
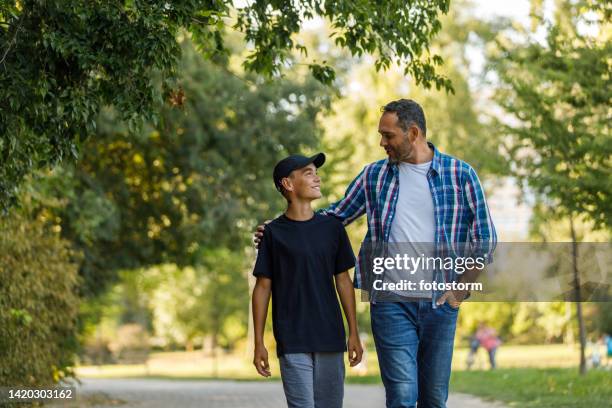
[253,344,271,377]
[347,334,363,367]
[253,220,271,249]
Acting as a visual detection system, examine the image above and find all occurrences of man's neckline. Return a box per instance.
[399,160,432,167]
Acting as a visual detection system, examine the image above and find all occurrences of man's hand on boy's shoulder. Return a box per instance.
[253,344,271,377]
[347,334,363,367]
[253,220,272,249]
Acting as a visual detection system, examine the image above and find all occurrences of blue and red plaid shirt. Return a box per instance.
[322,142,497,289]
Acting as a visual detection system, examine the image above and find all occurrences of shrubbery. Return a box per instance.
[0,213,80,387]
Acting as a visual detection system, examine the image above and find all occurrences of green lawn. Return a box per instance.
[75,346,612,407]
[75,344,583,379]
[450,368,612,408]
[345,368,612,408]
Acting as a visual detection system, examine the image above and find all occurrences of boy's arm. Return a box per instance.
[335,271,363,366]
[252,277,272,377]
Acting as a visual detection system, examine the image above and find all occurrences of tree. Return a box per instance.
[97,253,249,360]
[30,40,331,297]
[0,0,453,211]
[309,1,507,253]
[490,0,611,373]
[318,1,507,201]
[175,249,249,375]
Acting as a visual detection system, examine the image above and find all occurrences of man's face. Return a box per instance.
[378,112,417,163]
[282,163,322,200]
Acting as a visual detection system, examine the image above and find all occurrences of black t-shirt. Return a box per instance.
[253,213,355,357]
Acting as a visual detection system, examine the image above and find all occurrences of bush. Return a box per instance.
[0,212,81,387]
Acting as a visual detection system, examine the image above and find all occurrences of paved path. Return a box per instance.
[50,378,507,408]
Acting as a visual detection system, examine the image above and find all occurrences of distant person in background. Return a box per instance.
[466,332,480,370]
[606,333,612,368]
[475,323,501,370]
[588,337,602,369]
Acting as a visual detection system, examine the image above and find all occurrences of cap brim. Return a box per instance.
[308,152,326,168]
[274,153,326,192]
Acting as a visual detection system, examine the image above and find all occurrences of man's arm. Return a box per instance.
[252,277,272,377]
[335,271,363,366]
[321,167,367,226]
[253,166,368,246]
[437,166,497,307]
[464,166,497,261]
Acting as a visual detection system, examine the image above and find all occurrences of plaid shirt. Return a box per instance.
[322,142,497,289]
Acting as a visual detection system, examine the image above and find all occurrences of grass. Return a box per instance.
[450,368,612,408]
[75,344,582,380]
[74,345,612,407]
[344,368,612,408]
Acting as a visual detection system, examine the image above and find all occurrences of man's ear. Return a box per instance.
[408,125,420,143]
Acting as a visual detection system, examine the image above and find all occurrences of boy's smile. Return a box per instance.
[282,163,322,201]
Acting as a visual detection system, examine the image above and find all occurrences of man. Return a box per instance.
[256,99,496,407]
[252,153,363,408]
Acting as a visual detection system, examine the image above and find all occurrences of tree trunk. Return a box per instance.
[212,329,219,378]
[210,266,220,378]
[570,216,586,375]
[212,296,220,378]
[564,302,574,345]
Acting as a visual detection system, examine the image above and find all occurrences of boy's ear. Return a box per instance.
[281,177,293,192]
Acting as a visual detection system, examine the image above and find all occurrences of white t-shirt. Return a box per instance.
[386,161,435,299]
[389,161,435,243]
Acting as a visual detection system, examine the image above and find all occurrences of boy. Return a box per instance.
[252,152,363,408]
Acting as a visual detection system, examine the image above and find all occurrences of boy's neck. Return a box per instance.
[285,199,314,221]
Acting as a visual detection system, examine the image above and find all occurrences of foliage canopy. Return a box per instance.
[0,0,452,210]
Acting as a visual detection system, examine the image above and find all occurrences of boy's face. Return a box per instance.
[282,163,322,200]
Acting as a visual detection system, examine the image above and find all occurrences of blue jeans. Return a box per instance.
[488,347,497,369]
[279,352,344,408]
[371,300,458,408]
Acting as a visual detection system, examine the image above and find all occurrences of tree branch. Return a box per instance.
[0,22,22,67]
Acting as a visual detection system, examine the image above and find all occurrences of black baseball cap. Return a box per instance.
[273,153,326,192]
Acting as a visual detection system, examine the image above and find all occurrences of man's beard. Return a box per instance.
[387,146,411,164]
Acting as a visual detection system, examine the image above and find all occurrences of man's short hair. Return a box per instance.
[382,99,427,136]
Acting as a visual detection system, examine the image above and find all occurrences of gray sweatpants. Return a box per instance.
[279,352,345,408]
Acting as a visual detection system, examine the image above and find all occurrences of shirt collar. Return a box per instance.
[428,141,441,176]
